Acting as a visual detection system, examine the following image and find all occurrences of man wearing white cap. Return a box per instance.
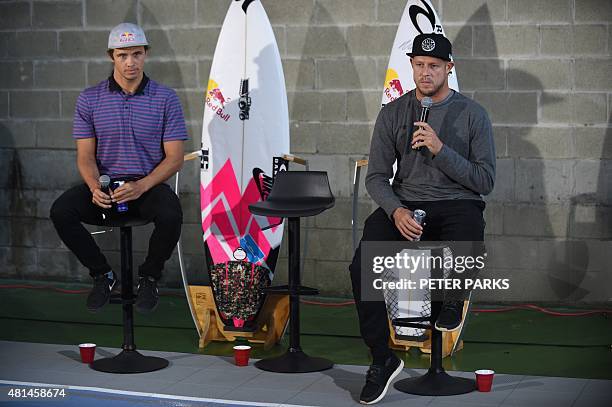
[51,23,189,314]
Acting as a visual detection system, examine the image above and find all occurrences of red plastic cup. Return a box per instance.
[233,345,251,367]
[78,343,96,364]
[475,369,495,392]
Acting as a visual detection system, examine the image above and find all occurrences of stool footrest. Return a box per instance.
[264,285,319,296]
[393,317,432,329]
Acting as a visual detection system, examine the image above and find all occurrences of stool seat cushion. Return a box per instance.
[250,197,334,218]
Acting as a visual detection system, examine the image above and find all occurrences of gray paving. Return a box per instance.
[0,340,610,407]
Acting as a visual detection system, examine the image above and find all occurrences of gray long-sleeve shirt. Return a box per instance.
[365,90,496,217]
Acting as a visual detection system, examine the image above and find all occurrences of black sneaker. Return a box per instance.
[86,272,116,312]
[135,276,159,314]
[359,354,404,404]
[435,300,465,332]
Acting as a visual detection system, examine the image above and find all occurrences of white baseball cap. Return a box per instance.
[107,23,148,50]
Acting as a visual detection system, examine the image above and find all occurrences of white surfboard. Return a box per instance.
[198,0,289,328]
[381,0,459,338]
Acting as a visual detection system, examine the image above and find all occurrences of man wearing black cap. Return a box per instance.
[350,33,495,404]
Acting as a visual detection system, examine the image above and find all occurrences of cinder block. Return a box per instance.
[17,149,79,190]
[574,127,612,159]
[36,121,75,149]
[482,201,503,235]
[272,26,286,57]
[10,91,59,119]
[11,217,37,247]
[503,203,569,237]
[0,62,33,89]
[574,58,612,91]
[33,0,82,28]
[140,0,195,27]
[3,190,37,218]
[317,58,379,91]
[59,31,109,58]
[486,157,514,202]
[574,160,611,205]
[87,61,113,86]
[316,123,371,155]
[288,91,320,121]
[0,1,31,29]
[507,59,571,91]
[302,153,351,197]
[177,192,199,223]
[282,58,315,90]
[61,91,80,119]
[477,237,539,272]
[320,91,346,122]
[572,25,608,55]
[473,92,537,124]
[514,158,573,203]
[286,27,346,58]
[35,61,86,89]
[346,25,396,57]
[85,0,137,27]
[0,149,14,189]
[36,219,64,249]
[454,58,504,91]
[145,60,198,89]
[304,228,352,261]
[36,189,64,219]
[38,248,89,279]
[377,0,410,24]
[541,92,607,125]
[508,0,571,23]
[145,28,218,58]
[507,127,572,159]
[314,198,367,230]
[0,93,7,119]
[178,223,202,255]
[492,125,508,157]
[197,60,212,85]
[0,33,8,57]
[571,204,612,239]
[0,121,36,148]
[540,25,571,56]
[313,260,352,297]
[196,0,228,26]
[264,0,316,24]
[315,0,375,24]
[176,90,204,125]
[347,90,381,123]
[444,0,506,23]
[7,31,58,58]
[0,219,10,246]
[289,122,318,154]
[575,0,612,22]
[444,25,472,57]
[474,25,538,56]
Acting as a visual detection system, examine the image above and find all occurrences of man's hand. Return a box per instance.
[392,207,423,241]
[111,180,148,204]
[412,121,443,155]
[91,187,112,209]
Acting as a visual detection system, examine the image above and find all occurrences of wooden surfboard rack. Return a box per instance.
[187,285,290,350]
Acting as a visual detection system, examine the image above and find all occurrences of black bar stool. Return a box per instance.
[249,171,335,373]
[392,244,475,395]
[88,216,169,373]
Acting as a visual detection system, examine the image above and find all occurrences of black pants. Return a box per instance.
[349,199,485,362]
[50,183,183,280]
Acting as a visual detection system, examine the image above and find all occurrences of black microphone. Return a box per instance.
[99,175,111,221]
[415,97,433,151]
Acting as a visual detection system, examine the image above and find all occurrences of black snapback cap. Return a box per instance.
[406,33,452,62]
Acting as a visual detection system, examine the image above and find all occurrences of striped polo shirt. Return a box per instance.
[72,74,188,179]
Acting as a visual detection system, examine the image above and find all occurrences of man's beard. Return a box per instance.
[417,81,444,97]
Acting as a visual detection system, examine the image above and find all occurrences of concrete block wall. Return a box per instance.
[0,0,610,302]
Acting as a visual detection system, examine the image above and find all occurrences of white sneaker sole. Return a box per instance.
[360,359,404,405]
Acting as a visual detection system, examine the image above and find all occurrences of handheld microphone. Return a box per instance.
[415,97,433,151]
[98,175,111,221]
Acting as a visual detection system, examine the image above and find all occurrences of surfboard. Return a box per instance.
[198,0,289,329]
[380,0,459,339]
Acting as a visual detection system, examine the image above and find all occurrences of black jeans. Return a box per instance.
[50,183,183,280]
[349,199,485,361]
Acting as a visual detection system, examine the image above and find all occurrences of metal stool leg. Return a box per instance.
[90,226,169,374]
[255,218,333,373]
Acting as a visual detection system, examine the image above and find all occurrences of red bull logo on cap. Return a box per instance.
[119,32,135,43]
[206,79,231,122]
[384,69,405,103]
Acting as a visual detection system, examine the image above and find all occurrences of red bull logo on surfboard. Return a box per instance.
[384,69,404,103]
[206,79,231,122]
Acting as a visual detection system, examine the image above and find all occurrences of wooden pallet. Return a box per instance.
[187,285,289,350]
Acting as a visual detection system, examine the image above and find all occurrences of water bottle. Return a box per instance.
[111,181,128,213]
